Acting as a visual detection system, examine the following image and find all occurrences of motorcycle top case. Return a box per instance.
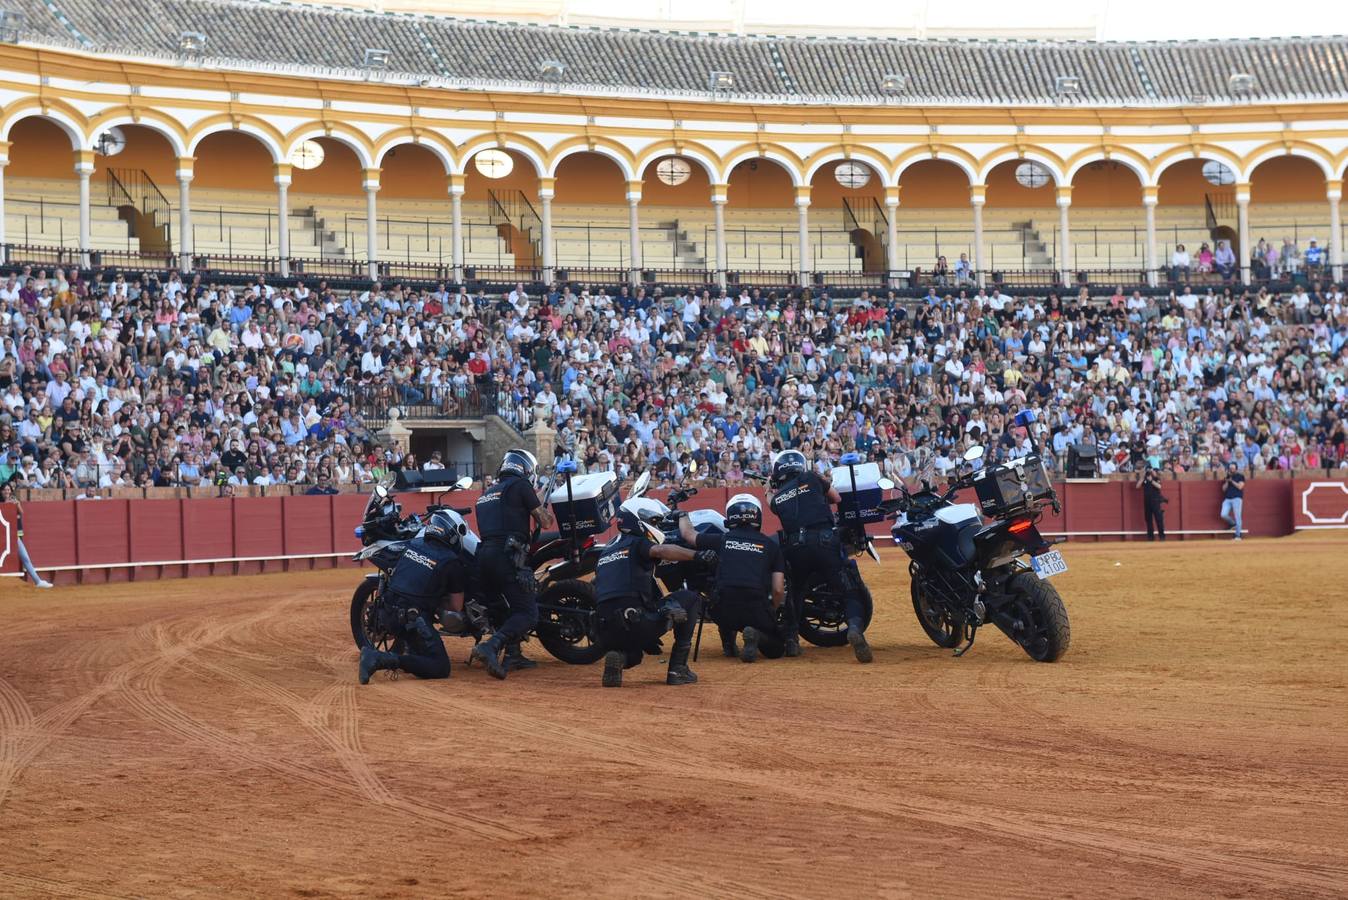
[972,455,1053,518]
[829,461,885,524]
[548,471,619,537]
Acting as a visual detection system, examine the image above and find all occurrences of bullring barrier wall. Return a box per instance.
[2,477,1335,584]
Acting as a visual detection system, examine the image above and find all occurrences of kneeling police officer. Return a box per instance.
[595,497,703,688]
[358,511,463,684]
[470,449,553,680]
[768,450,872,663]
[678,494,787,662]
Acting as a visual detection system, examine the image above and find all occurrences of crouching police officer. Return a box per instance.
[768,450,872,663]
[678,494,787,662]
[470,449,553,680]
[358,511,462,684]
[595,497,703,688]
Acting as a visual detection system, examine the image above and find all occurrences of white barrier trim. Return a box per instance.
[2,550,353,575]
[1299,482,1348,526]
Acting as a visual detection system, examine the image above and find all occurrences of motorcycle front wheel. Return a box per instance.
[1002,573,1071,662]
[535,578,606,665]
[911,576,964,649]
[349,576,403,653]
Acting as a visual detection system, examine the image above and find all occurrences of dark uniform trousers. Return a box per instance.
[1143,491,1166,541]
[783,529,866,627]
[715,588,787,659]
[387,602,451,679]
[477,538,538,643]
[597,589,701,668]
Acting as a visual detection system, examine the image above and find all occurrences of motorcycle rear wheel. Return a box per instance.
[349,577,403,653]
[798,581,873,647]
[1004,573,1071,662]
[911,577,963,649]
[535,578,606,665]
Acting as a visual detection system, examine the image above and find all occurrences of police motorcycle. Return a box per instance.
[521,462,651,664]
[889,410,1072,663]
[651,484,724,598]
[348,473,475,653]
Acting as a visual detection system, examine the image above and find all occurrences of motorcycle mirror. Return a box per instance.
[963,445,986,463]
[373,483,389,500]
[630,470,651,499]
[454,475,473,490]
[877,477,896,491]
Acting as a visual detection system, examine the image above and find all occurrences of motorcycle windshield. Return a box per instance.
[935,504,981,526]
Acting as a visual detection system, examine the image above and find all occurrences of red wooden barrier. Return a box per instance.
[0,478,1323,587]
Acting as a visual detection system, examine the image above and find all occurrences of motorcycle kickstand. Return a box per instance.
[952,623,979,658]
[692,611,706,662]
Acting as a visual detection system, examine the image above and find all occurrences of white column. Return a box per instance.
[275,163,291,278]
[449,174,464,283]
[0,153,8,264]
[76,151,93,268]
[539,177,555,283]
[626,180,643,286]
[362,167,380,281]
[795,186,811,284]
[1056,186,1072,286]
[970,185,986,288]
[712,184,728,289]
[176,156,194,273]
[1326,179,1337,281]
[1236,181,1251,287]
[1143,186,1159,288]
[884,189,900,288]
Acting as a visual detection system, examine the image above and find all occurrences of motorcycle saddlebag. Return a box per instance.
[548,471,619,537]
[829,461,885,524]
[972,464,1029,519]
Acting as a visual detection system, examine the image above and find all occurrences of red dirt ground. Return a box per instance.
[1,537,1346,899]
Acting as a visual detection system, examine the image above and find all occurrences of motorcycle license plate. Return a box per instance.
[1031,550,1068,580]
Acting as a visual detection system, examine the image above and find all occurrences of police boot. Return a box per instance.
[783,633,803,658]
[846,619,873,664]
[602,650,625,688]
[740,627,761,663]
[504,642,538,672]
[437,609,467,635]
[469,634,508,680]
[666,642,698,686]
[720,633,739,657]
[358,646,400,685]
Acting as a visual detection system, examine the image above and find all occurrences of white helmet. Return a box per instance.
[725,493,763,530]
[616,496,669,544]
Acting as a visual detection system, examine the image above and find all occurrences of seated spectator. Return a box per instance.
[1170,244,1191,283]
[1214,240,1236,281]
[1195,243,1215,276]
[1304,238,1324,277]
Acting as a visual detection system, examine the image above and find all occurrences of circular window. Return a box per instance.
[1202,160,1235,186]
[1014,161,1051,189]
[474,149,514,179]
[834,161,871,189]
[94,126,126,157]
[656,157,692,186]
[290,140,325,171]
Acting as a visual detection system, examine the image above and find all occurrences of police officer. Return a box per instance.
[594,497,703,688]
[1137,464,1167,541]
[678,494,787,662]
[358,511,462,684]
[768,450,872,663]
[469,449,553,679]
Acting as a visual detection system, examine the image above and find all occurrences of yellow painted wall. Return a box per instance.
[897,160,969,208]
[381,143,450,198]
[725,159,795,208]
[640,155,712,205]
[463,149,539,201]
[7,117,75,181]
[195,132,275,191]
[1249,155,1327,202]
[552,152,625,203]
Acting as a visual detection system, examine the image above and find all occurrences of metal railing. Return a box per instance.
[107,167,173,244]
[345,382,499,425]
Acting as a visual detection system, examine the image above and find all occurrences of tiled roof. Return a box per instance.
[7,0,1348,104]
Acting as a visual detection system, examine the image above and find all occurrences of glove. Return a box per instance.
[695,550,719,566]
[673,509,690,519]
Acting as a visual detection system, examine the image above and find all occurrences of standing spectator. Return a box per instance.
[1,480,53,588]
[1279,237,1301,277]
[1137,465,1167,541]
[1220,463,1245,541]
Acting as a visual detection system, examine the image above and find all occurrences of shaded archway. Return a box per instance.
[92,124,180,257]
[1247,154,1334,281]
[894,159,973,277]
[983,157,1062,278]
[376,143,452,265]
[551,150,629,273]
[1067,159,1145,277]
[1155,156,1244,285]
[4,116,82,251]
[193,130,290,260]
[725,157,799,273]
[463,148,541,272]
[638,154,714,279]
[808,159,886,273]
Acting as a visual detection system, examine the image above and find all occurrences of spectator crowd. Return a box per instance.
[1,261,1346,495]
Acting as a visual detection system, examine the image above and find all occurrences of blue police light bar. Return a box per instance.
[354,525,365,538]
[840,452,863,465]
[1014,410,1037,427]
[556,458,579,474]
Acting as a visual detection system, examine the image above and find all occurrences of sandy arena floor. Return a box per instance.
[1,536,1346,899]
